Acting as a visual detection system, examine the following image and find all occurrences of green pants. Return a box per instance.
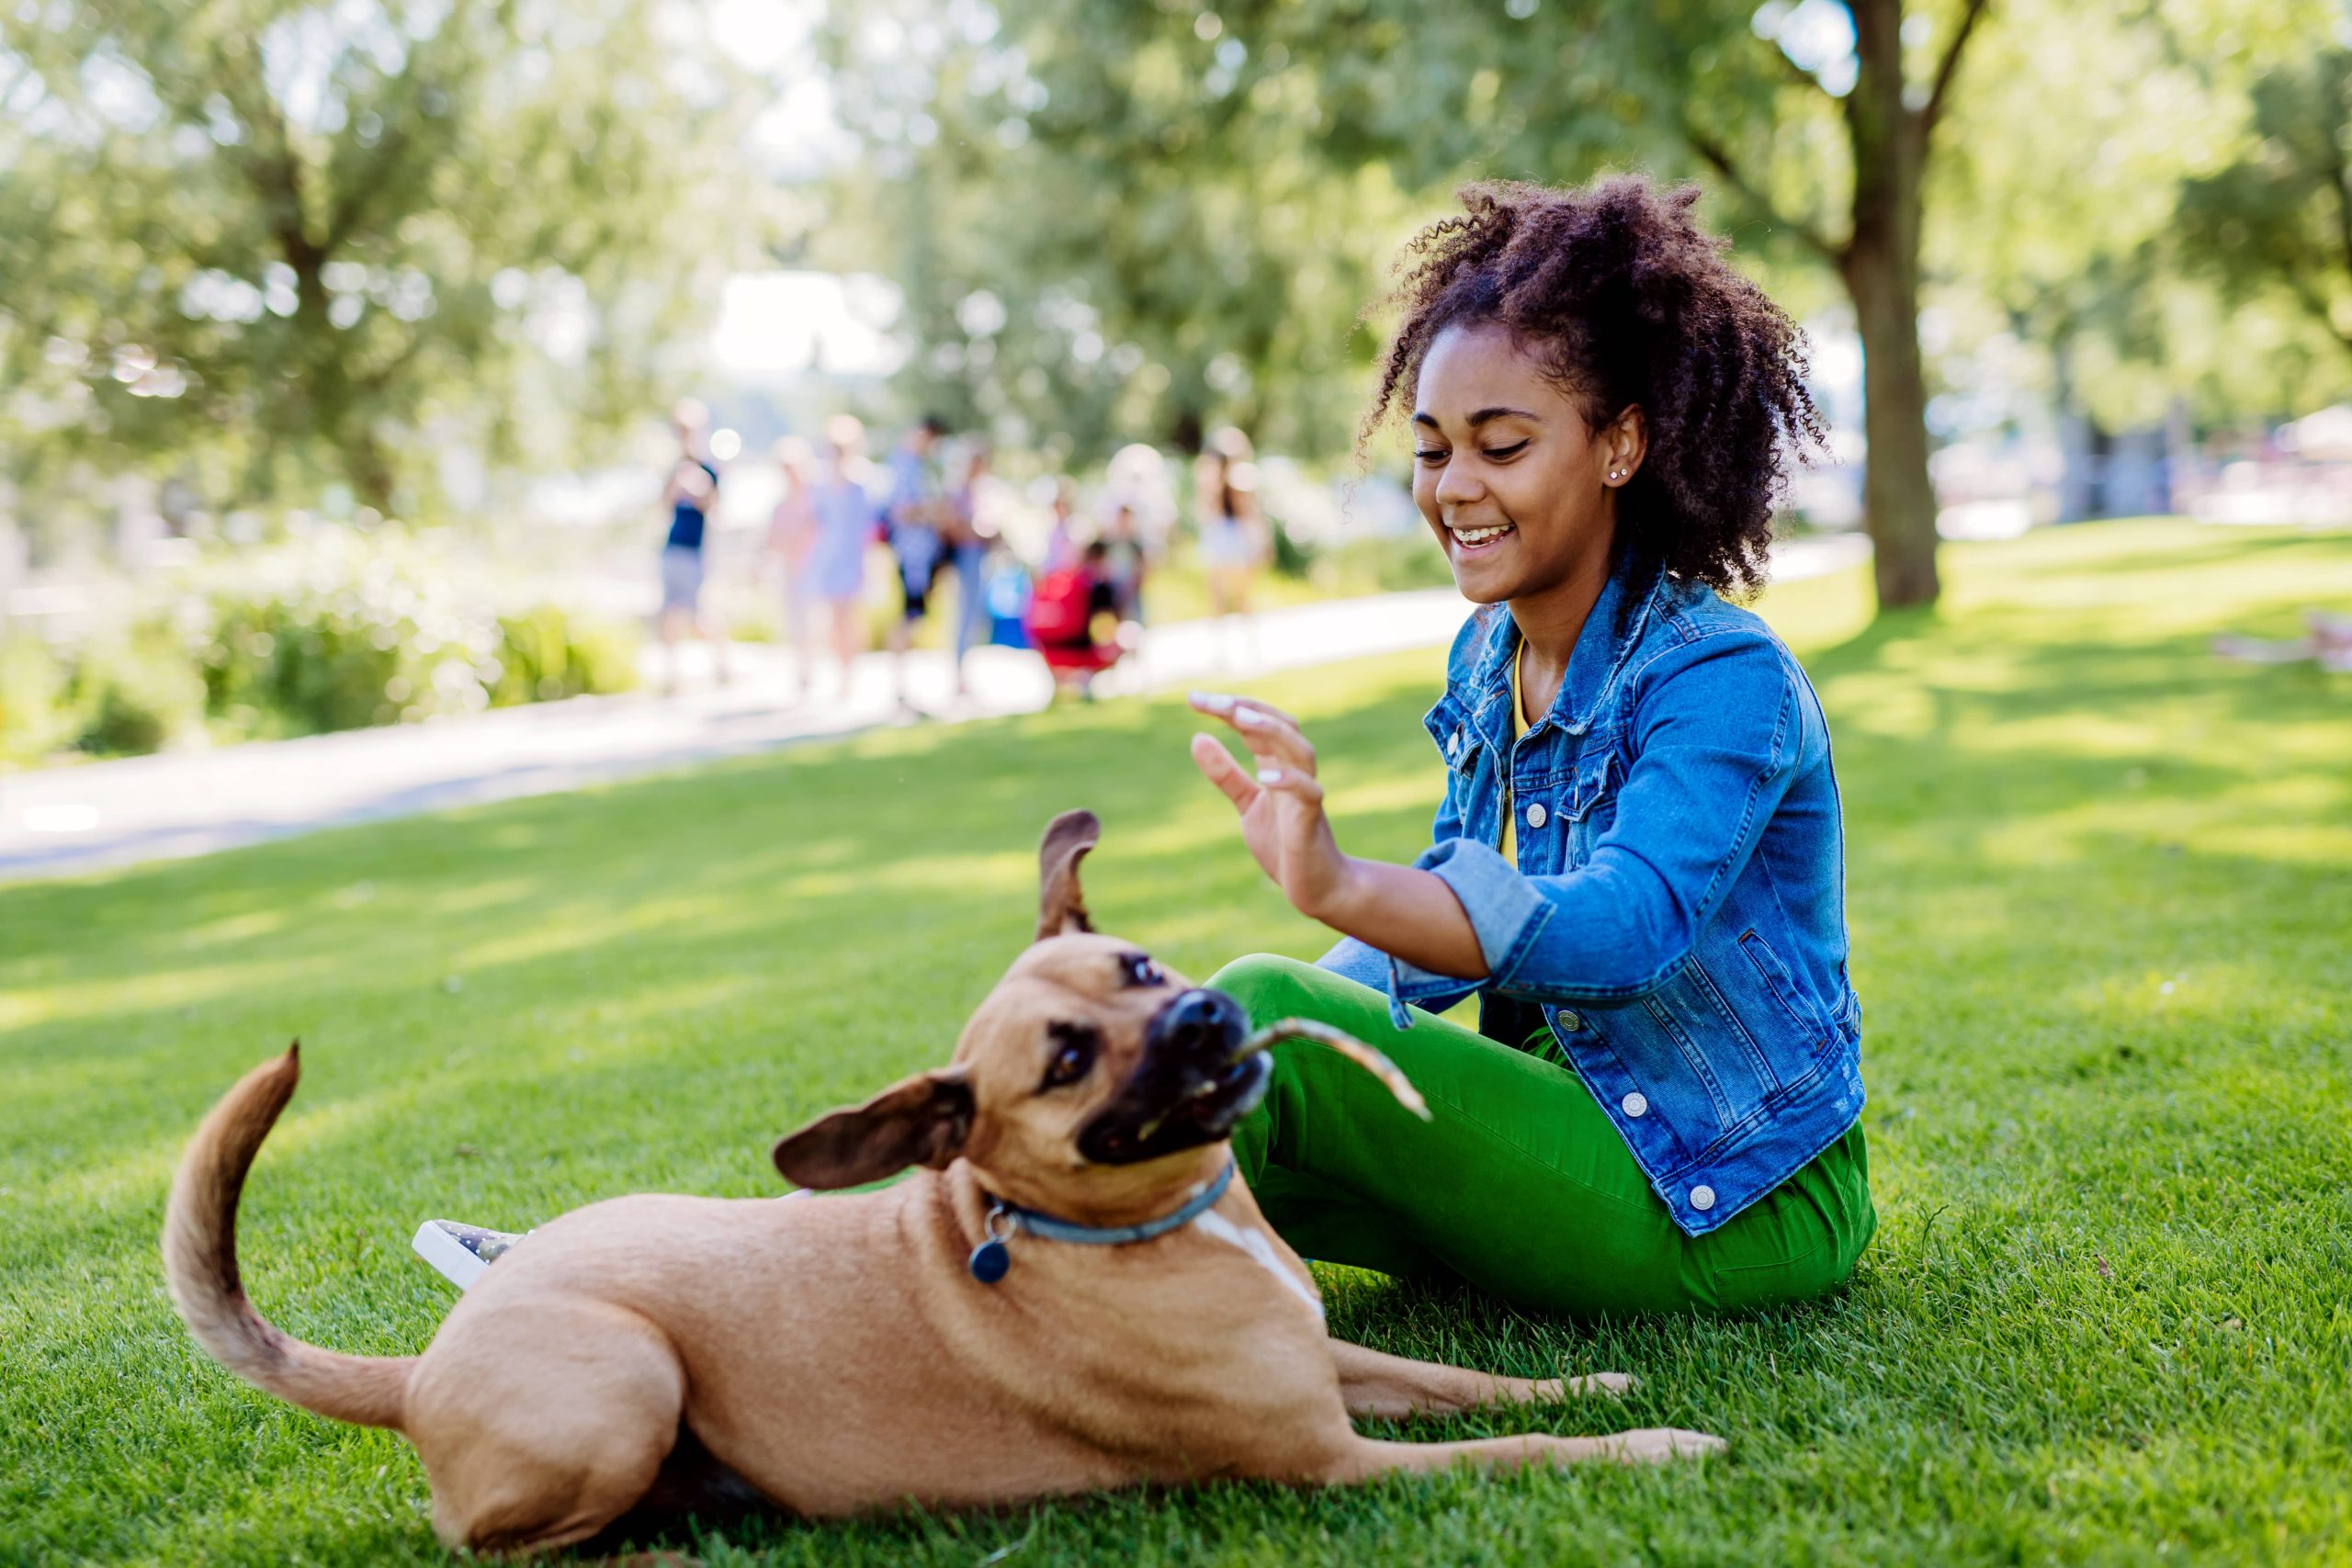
[1215,954,1875,1317]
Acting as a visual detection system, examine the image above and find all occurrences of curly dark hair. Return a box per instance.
[1363,176,1825,599]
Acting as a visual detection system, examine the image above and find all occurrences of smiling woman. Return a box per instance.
[1190,175,1870,1318]
[1371,176,1823,606]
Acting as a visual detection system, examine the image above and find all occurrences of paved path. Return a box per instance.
[0,536,1869,884]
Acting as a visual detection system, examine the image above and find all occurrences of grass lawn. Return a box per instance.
[4,519,2349,1566]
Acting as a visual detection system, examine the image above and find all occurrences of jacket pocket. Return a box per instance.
[1738,929,1830,1054]
[1564,748,1618,867]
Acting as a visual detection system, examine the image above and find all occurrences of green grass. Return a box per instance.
[5,519,2350,1566]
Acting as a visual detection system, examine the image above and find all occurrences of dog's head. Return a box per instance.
[772,809,1264,1219]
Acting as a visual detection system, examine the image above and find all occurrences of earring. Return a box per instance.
[1607,468,1624,481]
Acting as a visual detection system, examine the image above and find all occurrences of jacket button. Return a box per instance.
[1690,1185,1715,1212]
[1556,1009,1581,1031]
[1524,802,1547,829]
[1448,728,1463,758]
[1621,1091,1647,1118]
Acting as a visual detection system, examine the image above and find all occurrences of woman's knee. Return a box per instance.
[1204,953,1321,1025]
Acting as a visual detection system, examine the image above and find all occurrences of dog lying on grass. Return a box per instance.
[163,809,1720,1555]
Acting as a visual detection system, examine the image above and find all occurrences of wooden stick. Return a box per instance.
[1241,1020,1432,1121]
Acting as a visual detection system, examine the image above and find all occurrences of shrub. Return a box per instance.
[0,629,210,762]
[492,604,639,706]
[172,529,638,741]
[0,635,73,764]
[69,630,205,755]
[1269,516,1318,579]
[5,531,639,762]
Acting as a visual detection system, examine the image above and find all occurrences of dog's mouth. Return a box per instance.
[1162,1048,1272,1132]
[1075,988,1267,1166]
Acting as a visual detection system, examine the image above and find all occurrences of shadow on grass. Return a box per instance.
[6,530,2352,1564]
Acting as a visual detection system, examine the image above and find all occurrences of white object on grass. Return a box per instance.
[411,1221,493,1292]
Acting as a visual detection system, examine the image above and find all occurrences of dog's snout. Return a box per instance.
[1151,987,1248,1058]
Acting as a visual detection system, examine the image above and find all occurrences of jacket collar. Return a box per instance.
[1461,550,1664,751]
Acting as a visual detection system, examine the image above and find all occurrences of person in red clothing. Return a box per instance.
[1026,539,1122,700]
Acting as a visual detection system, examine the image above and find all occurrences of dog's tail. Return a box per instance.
[162,1044,413,1429]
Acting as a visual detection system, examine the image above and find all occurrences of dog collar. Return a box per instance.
[968,1160,1236,1284]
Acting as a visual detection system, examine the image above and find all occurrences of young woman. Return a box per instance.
[1189,176,1872,1317]
[409,178,1869,1319]
[1193,427,1269,633]
[801,418,878,699]
[765,436,820,699]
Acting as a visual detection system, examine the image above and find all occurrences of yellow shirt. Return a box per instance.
[1499,638,1523,864]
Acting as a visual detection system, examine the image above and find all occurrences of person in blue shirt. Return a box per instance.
[883,416,951,711]
[798,416,879,700]
[1188,176,1874,1317]
[657,400,729,694]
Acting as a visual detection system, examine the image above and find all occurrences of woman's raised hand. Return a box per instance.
[1188,693,1355,921]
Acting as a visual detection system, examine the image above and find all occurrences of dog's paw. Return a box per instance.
[1600,1427,1726,1463]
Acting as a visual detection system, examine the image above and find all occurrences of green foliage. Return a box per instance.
[0,0,762,520]
[1267,517,1317,580]
[0,627,206,761]
[0,534,642,761]
[4,524,2351,1564]
[2178,41,2352,369]
[186,535,493,738]
[1259,522,1457,596]
[1928,0,2352,431]
[819,7,1415,463]
[3,533,641,761]
[1331,533,1460,595]
[66,627,208,756]
[0,635,74,763]
[829,0,2003,608]
[490,604,639,707]
[174,529,638,741]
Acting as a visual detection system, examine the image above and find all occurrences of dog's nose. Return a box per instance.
[1151,987,1248,1060]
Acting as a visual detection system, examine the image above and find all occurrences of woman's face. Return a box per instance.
[1410,321,1641,605]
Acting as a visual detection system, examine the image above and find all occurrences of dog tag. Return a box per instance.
[968,1237,1011,1284]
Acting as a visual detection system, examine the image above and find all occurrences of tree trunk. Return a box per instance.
[1841,0,1942,610]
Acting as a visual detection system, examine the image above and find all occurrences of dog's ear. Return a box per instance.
[772,1068,974,1190]
[1035,808,1101,942]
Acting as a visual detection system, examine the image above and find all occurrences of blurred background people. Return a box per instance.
[1042,479,1087,573]
[883,416,951,713]
[1194,427,1270,660]
[947,444,999,697]
[658,399,729,694]
[1102,502,1148,628]
[765,435,819,700]
[802,415,877,700]
[1025,537,1123,701]
[1103,444,1180,549]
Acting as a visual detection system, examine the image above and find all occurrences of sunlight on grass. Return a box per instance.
[0,954,328,1036]
[4,521,2350,1565]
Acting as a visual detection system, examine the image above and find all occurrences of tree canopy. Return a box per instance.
[833,0,2008,607]
[0,0,755,524]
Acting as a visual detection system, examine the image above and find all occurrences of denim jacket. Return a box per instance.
[1320,554,1865,1235]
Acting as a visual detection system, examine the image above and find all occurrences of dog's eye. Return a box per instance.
[1042,1022,1099,1089]
[1119,953,1164,988]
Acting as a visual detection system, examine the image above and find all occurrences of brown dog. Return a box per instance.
[164,810,1721,1554]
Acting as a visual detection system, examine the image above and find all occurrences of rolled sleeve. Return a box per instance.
[1315,934,1395,991]
[1322,929,1475,1031]
[1339,838,1541,1028]
[1402,837,1550,979]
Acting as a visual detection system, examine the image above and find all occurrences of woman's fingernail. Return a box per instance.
[1234,706,1267,727]
[1257,768,1283,784]
[1190,691,1233,711]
